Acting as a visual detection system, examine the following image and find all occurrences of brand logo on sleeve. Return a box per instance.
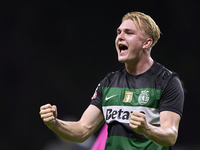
[92,83,100,99]
[92,91,97,99]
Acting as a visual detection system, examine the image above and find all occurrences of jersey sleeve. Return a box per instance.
[90,71,115,112]
[90,81,103,112]
[159,75,184,117]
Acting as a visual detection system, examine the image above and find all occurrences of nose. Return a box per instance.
[117,32,125,41]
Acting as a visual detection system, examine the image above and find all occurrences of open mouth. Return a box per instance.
[119,44,128,53]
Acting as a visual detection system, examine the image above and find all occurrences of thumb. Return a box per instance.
[52,105,57,110]
[52,105,58,118]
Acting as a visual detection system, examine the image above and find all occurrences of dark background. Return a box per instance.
[0,0,199,149]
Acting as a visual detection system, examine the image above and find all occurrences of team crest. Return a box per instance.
[138,90,150,105]
[123,91,133,102]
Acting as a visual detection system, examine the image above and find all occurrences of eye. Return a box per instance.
[125,29,134,35]
[117,30,121,35]
[127,31,134,35]
[116,28,121,35]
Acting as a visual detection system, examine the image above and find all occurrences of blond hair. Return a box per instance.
[122,12,161,47]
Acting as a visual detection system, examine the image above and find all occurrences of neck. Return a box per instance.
[125,56,154,76]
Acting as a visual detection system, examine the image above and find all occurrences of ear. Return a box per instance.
[142,38,153,49]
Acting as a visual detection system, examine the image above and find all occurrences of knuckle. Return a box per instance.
[44,118,50,122]
[46,104,50,107]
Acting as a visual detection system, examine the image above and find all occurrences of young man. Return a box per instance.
[40,12,184,150]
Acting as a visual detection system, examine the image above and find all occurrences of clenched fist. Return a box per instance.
[39,104,58,129]
[129,111,149,135]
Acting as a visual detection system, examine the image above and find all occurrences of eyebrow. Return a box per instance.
[116,28,135,33]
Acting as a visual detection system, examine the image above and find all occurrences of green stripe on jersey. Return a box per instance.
[102,87,162,109]
[105,136,169,150]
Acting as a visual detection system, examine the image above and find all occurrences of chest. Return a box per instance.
[102,87,161,108]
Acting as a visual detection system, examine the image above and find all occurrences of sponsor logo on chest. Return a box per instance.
[102,106,160,124]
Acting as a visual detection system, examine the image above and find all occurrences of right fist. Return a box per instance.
[39,104,57,127]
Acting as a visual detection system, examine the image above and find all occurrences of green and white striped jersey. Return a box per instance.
[91,62,184,150]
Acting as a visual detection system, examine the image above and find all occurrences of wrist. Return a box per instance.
[46,118,58,130]
[143,122,151,138]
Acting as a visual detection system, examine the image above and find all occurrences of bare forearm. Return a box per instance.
[144,124,178,146]
[40,104,104,143]
[129,111,180,147]
[49,119,92,143]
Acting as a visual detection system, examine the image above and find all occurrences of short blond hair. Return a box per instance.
[122,12,161,47]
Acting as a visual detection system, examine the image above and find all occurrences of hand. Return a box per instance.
[39,104,58,129]
[129,111,149,135]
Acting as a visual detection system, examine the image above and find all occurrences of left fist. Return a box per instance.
[129,111,148,135]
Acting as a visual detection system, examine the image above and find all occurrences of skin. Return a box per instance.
[116,19,181,146]
[40,104,104,142]
[115,19,153,75]
[40,19,181,146]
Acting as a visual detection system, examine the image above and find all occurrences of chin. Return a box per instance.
[118,58,127,63]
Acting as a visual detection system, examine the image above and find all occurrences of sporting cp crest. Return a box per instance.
[138,90,150,105]
[123,91,133,102]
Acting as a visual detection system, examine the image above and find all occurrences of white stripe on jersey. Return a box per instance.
[103,106,160,124]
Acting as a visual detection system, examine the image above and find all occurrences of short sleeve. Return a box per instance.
[90,82,103,112]
[159,76,184,117]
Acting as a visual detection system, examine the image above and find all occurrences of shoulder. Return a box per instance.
[150,62,183,91]
[104,66,125,80]
[153,62,178,80]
